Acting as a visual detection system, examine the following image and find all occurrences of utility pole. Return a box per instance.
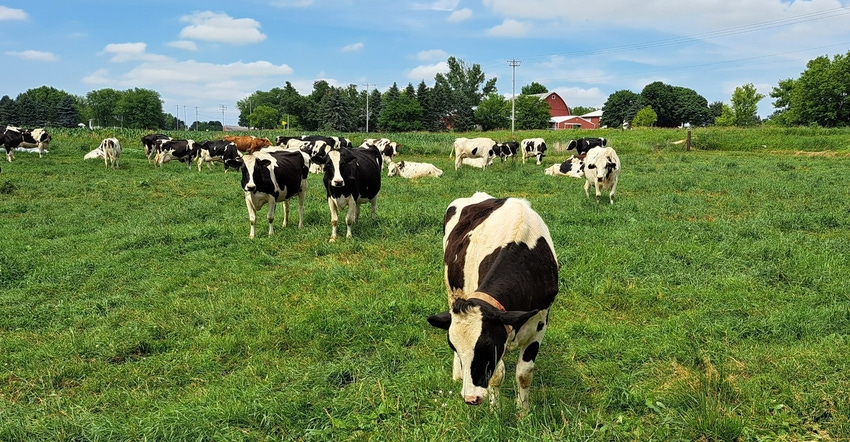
[508,58,521,135]
[195,107,199,131]
[183,106,187,132]
[176,105,180,130]
[363,83,375,132]
[220,104,227,129]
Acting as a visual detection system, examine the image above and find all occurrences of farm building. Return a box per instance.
[531,92,603,130]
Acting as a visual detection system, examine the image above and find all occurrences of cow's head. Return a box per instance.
[387,161,401,177]
[325,148,356,188]
[239,153,274,192]
[586,153,617,182]
[428,296,539,406]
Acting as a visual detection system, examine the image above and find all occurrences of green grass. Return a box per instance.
[1,127,849,441]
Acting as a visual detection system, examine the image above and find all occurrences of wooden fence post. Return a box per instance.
[686,129,692,151]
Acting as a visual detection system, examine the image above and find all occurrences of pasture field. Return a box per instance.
[1,127,849,441]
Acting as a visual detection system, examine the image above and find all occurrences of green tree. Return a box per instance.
[730,83,764,126]
[521,82,548,95]
[787,52,850,127]
[378,90,423,132]
[601,90,643,128]
[117,88,163,129]
[570,106,597,117]
[514,94,551,130]
[247,105,281,129]
[15,94,46,127]
[434,56,497,131]
[86,89,122,128]
[474,93,510,131]
[714,104,736,126]
[18,86,70,126]
[632,106,657,127]
[56,95,80,128]
[0,95,17,126]
[769,78,794,125]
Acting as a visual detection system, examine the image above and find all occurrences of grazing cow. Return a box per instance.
[387,160,443,178]
[316,145,382,242]
[452,137,496,170]
[495,141,519,161]
[237,147,310,239]
[156,139,199,168]
[141,134,171,164]
[544,155,585,178]
[583,146,621,204]
[19,128,51,158]
[520,138,547,165]
[363,138,400,166]
[2,126,24,162]
[196,140,240,172]
[566,137,607,157]
[428,192,559,412]
[99,137,122,169]
[223,135,272,154]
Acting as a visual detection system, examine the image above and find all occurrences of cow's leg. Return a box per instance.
[595,181,602,203]
[370,197,378,219]
[454,154,462,170]
[328,197,339,242]
[245,193,258,239]
[266,196,277,236]
[584,180,591,198]
[516,330,546,413]
[296,190,305,229]
[38,145,44,159]
[609,179,618,205]
[452,353,462,381]
[488,360,506,409]
[281,198,290,228]
[345,197,358,238]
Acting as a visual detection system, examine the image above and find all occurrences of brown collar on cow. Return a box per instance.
[468,292,506,312]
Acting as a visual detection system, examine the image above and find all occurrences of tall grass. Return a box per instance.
[1,127,849,440]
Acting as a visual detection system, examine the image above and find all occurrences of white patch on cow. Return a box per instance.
[453,137,495,170]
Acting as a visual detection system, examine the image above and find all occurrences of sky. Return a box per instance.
[1,0,849,126]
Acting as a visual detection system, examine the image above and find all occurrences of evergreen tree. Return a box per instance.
[56,95,80,128]
[0,95,17,126]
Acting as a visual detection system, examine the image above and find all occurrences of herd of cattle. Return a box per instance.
[3,125,626,411]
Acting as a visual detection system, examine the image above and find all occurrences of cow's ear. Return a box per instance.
[499,309,539,329]
[427,312,452,330]
[258,159,271,168]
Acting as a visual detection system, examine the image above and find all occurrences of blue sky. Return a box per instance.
[1,0,849,125]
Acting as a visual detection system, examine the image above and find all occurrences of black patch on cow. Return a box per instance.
[537,321,545,332]
[475,236,559,312]
[443,198,507,292]
[522,341,540,362]
[242,150,307,200]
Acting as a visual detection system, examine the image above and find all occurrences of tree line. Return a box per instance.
[1,52,847,131]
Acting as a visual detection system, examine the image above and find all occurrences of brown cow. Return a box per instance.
[223,136,272,154]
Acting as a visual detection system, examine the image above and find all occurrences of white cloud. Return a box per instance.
[486,19,529,37]
[417,49,449,61]
[407,61,449,82]
[342,42,364,52]
[412,0,459,11]
[178,11,266,44]
[166,40,198,51]
[101,42,169,63]
[5,50,58,62]
[0,6,27,21]
[447,8,473,22]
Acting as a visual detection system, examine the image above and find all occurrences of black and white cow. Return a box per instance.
[98,137,122,169]
[428,192,559,412]
[196,140,240,172]
[19,128,51,158]
[566,137,607,157]
[155,139,199,168]
[520,138,547,165]
[452,137,496,170]
[583,146,621,204]
[2,126,25,162]
[237,146,310,238]
[316,145,382,242]
[544,155,585,178]
[495,141,519,161]
[363,138,400,166]
[141,133,171,164]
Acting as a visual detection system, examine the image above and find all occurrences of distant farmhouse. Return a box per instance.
[531,92,602,130]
